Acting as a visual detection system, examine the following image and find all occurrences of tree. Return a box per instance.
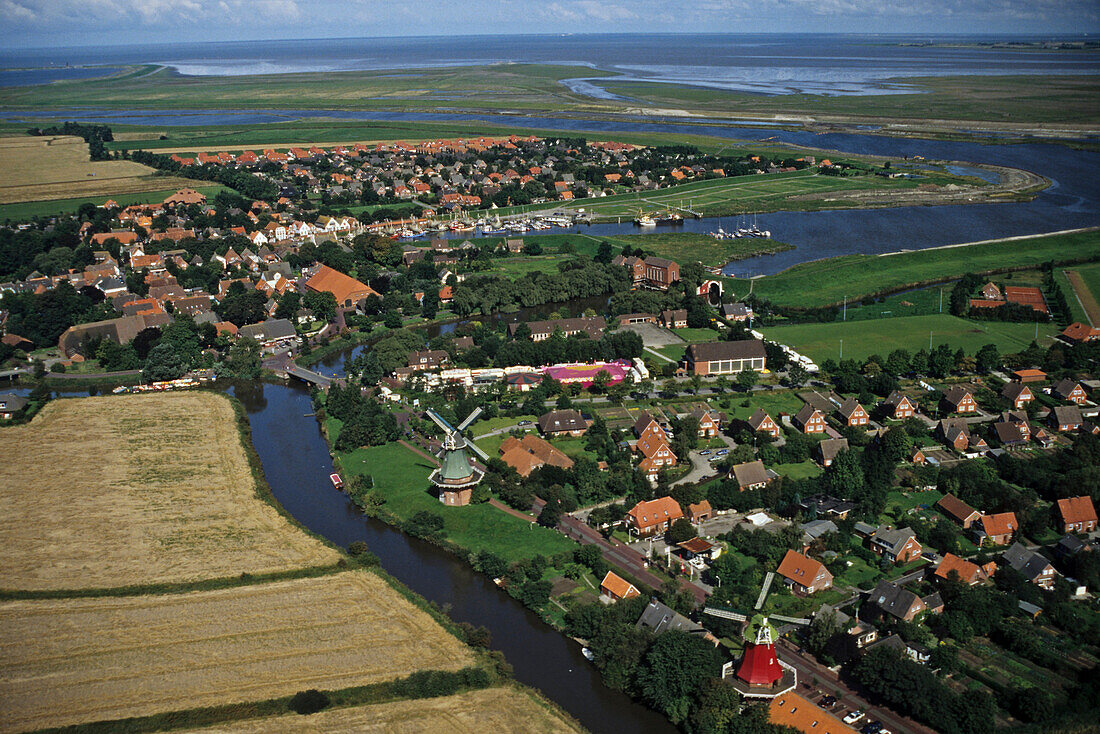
[274,291,301,321]
[538,501,563,528]
[736,369,758,392]
[785,363,808,387]
[591,369,612,394]
[223,335,262,378]
[975,343,1000,374]
[214,281,266,327]
[823,449,864,499]
[303,289,337,323]
[636,631,724,724]
[666,518,697,544]
[142,341,187,381]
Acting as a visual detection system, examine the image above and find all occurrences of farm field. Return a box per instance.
[739,228,1100,308]
[180,686,583,734]
[0,571,475,732]
[0,393,341,591]
[0,135,205,204]
[335,438,574,561]
[0,183,226,222]
[763,314,1060,364]
[1063,261,1100,326]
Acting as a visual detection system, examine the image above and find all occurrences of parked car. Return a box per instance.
[699,450,712,456]
[818,695,837,709]
[517,420,531,426]
[844,711,865,725]
[860,722,883,734]
[716,449,729,456]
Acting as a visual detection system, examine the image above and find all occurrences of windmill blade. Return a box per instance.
[455,406,483,433]
[755,571,775,611]
[425,408,455,434]
[465,438,490,463]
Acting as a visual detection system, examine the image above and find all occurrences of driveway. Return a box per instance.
[672,449,721,486]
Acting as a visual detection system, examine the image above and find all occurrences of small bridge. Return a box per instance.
[285,363,333,388]
[0,366,31,379]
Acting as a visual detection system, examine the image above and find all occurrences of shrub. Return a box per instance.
[289,689,330,715]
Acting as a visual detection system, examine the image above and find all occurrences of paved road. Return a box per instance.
[673,449,721,486]
[777,639,937,734]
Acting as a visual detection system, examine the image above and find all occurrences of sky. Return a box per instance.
[0,0,1096,48]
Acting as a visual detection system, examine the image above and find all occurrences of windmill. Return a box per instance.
[703,570,806,699]
[424,407,489,507]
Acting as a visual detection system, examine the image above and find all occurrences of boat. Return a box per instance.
[634,213,656,227]
[655,210,683,225]
[330,473,344,490]
[581,647,595,662]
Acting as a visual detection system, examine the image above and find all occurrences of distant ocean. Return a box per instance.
[1,34,1098,97]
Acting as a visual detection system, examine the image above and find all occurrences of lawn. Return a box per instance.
[835,556,883,590]
[884,489,945,516]
[737,229,1100,308]
[725,391,807,422]
[773,461,823,480]
[763,314,1060,363]
[673,327,721,343]
[337,440,574,561]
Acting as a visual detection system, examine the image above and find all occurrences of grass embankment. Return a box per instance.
[332,432,574,562]
[764,314,1059,363]
[1062,261,1100,325]
[738,228,1100,309]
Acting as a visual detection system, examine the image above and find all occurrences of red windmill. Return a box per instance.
[736,614,784,686]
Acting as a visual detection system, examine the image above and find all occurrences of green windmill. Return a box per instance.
[425,407,489,506]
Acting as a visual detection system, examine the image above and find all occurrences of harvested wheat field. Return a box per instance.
[0,135,203,203]
[0,392,340,591]
[0,571,475,732]
[187,687,584,734]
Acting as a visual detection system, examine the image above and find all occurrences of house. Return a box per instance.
[768,693,854,734]
[1013,368,1047,383]
[303,264,379,309]
[799,495,855,520]
[0,393,28,419]
[617,312,657,325]
[1055,533,1090,559]
[974,512,1017,546]
[679,403,721,437]
[942,386,978,414]
[994,420,1029,448]
[1062,322,1100,343]
[934,553,988,585]
[1001,382,1034,409]
[499,434,574,477]
[407,350,449,371]
[508,316,606,342]
[1055,379,1088,405]
[776,550,833,595]
[683,340,766,376]
[599,571,640,602]
[938,418,972,452]
[660,309,687,329]
[817,438,849,468]
[730,460,771,491]
[882,390,916,420]
[1051,404,1084,432]
[868,634,932,665]
[1056,496,1098,534]
[867,526,922,563]
[626,496,684,536]
[635,433,677,479]
[537,409,588,437]
[864,580,927,622]
[636,599,716,643]
[687,500,713,524]
[720,302,753,322]
[632,411,668,442]
[836,398,869,427]
[676,537,722,563]
[793,404,826,434]
[612,254,680,291]
[937,493,981,529]
[747,408,780,438]
[236,318,298,350]
[981,281,1002,300]
[1002,542,1058,590]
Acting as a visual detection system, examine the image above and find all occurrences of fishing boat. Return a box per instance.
[634,213,656,227]
[330,473,344,490]
[655,210,683,225]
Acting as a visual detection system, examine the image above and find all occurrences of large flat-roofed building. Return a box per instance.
[684,340,766,376]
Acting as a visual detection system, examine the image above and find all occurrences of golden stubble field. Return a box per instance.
[0,571,476,732]
[0,135,204,203]
[0,392,341,591]
[185,687,584,734]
